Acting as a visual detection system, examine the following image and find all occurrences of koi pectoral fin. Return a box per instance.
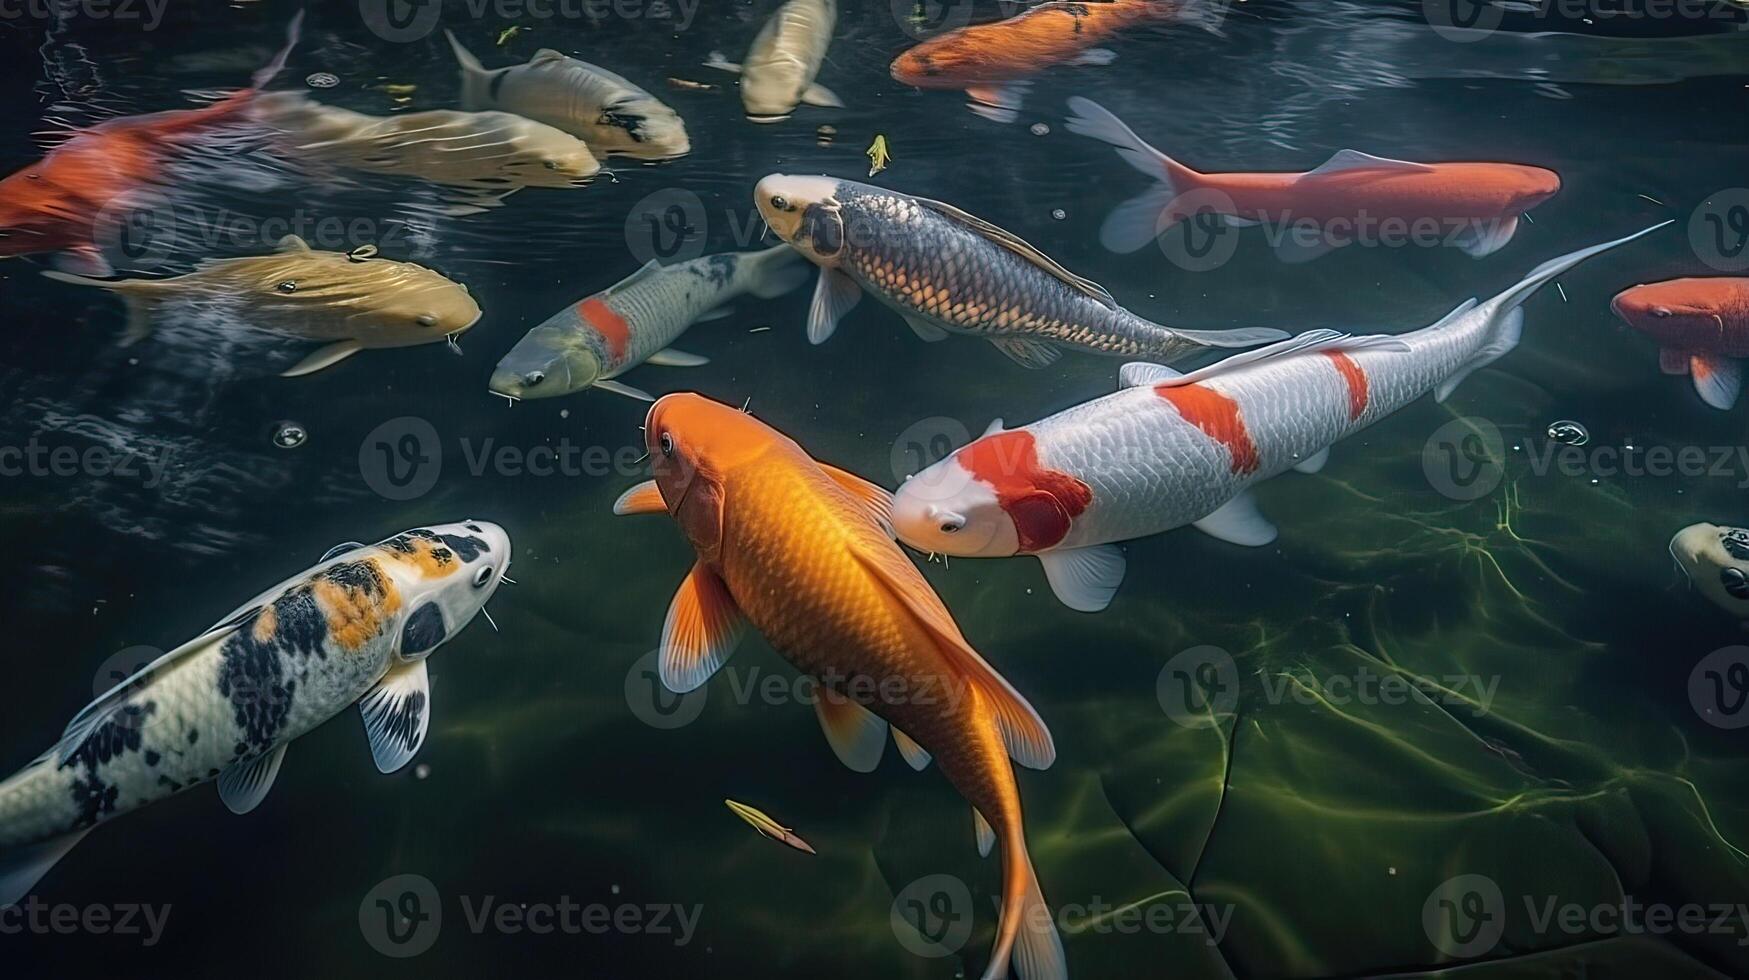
[359,659,431,774]
[1037,544,1126,613]
[282,340,363,377]
[1690,354,1743,410]
[892,728,931,770]
[217,743,289,814]
[814,692,887,772]
[660,562,747,693]
[612,479,667,516]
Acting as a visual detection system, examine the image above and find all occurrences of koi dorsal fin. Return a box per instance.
[1302,149,1436,179]
[1154,330,1410,388]
[911,195,1119,310]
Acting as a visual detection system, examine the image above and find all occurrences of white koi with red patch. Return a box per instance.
[893,225,1669,611]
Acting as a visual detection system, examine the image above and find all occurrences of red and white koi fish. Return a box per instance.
[0,14,301,276]
[1671,522,1749,619]
[1611,277,1749,411]
[1064,96,1562,263]
[891,224,1667,611]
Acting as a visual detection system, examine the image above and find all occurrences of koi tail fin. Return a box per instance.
[42,271,163,345]
[1063,96,1204,253]
[249,10,304,91]
[983,825,1066,980]
[738,244,811,299]
[1434,220,1673,402]
[446,30,495,110]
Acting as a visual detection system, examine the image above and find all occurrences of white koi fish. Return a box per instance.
[488,244,806,401]
[891,224,1669,611]
[704,0,841,122]
[0,522,511,904]
[446,30,691,160]
[1671,522,1749,618]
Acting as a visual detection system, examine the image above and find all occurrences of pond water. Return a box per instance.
[1,1,1747,977]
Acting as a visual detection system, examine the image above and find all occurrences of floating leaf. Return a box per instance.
[725,799,815,854]
[497,26,524,46]
[866,134,891,177]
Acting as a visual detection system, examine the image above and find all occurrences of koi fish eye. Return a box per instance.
[544,161,560,170]
[276,280,297,293]
[770,195,791,212]
[417,313,438,327]
[472,565,495,588]
[1652,308,1672,318]
[659,432,674,457]
[939,519,963,534]
[523,370,545,387]
[1723,567,1749,600]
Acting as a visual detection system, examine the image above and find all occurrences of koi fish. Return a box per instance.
[43,236,482,377]
[891,0,1216,123]
[446,30,691,160]
[891,224,1667,611]
[1064,97,1562,262]
[1671,522,1749,618]
[704,0,841,122]
[753,174,1287,368]
[489,244,805,401]
[0,13,302,275]
[0,522,512,905]
[614,393,1065,979]
[1611,277,1749,411]
[252,93,600,211]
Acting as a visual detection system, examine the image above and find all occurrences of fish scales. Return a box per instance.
[837,186,1191,358]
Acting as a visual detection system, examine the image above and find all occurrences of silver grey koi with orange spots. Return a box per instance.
[0,522,511,905]
[892,225,1669,612]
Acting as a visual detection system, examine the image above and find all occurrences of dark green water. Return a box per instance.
[2,1,1748,976]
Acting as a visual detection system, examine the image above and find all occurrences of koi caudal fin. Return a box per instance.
[985,827,1066,980]
[1434,220,1673,402]
[1063,96,1205,253]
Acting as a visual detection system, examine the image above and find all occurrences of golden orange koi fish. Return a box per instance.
[614,393,1065,979]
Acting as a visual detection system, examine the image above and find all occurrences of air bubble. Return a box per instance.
[271,421,307,449]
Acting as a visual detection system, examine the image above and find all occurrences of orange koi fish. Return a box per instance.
[0,14,300,275]
[1612,277,1749,410]
[890,0,1218,122]
[1065,96,1561,262]
[614,393,1065,979]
